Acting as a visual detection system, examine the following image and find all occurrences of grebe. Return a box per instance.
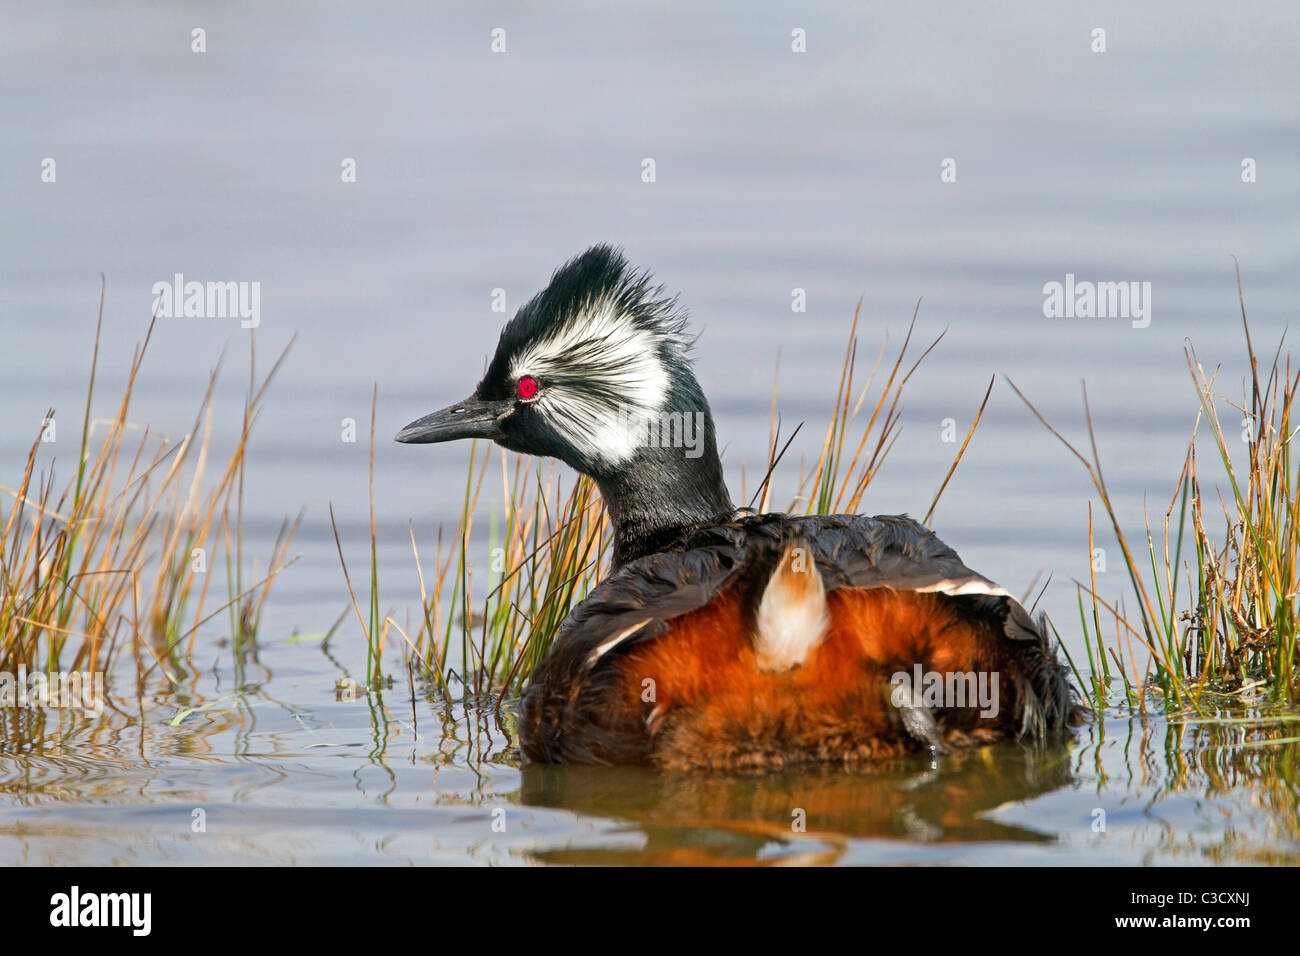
[397,245,1078,769]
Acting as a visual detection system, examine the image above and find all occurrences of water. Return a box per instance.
[5,672,1298,865]
[2,1,1298,864]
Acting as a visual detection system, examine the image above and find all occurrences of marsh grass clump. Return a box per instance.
[341,303,991,701]
[1011,265,1300,709]
[0,286,299,686]
[332,386,611,698]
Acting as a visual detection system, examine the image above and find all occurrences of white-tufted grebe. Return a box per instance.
[396,245,1080,769]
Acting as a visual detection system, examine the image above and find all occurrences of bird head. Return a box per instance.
[396,244,715,481]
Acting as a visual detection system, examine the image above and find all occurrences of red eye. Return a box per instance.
[516,375,539,399]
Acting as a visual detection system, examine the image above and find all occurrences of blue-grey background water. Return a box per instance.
[1,2,1298,864]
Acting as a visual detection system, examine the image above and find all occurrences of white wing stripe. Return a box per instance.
[912,578,1013,599]
[584,617,654,669]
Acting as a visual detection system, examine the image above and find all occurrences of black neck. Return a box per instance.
[595,445,734,570]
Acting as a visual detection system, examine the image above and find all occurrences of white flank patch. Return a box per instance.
[913,578,1012,599]
[509,298,671,467]
[754,545,828,672]
[584,618,653,669]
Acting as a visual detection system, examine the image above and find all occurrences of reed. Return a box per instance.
[0,285,300,687]
[1010,265,1299,709]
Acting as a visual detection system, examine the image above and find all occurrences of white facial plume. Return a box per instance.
[508,294,678,467]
